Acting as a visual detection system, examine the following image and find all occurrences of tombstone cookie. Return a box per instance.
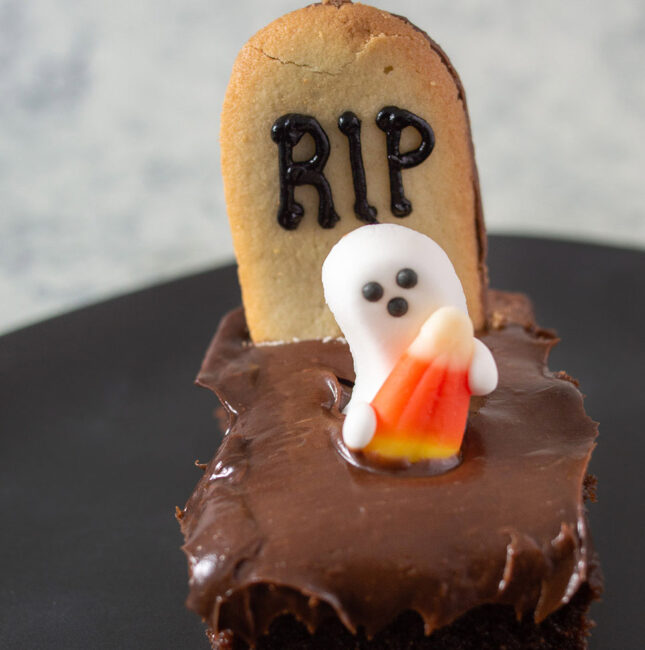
[221,0,486,341]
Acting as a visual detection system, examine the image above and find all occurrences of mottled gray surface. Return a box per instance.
[1,0,644,334]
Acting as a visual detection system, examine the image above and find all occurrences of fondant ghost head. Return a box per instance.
[322,224,468,409]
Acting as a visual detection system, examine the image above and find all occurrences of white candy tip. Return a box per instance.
[408,306,474,365]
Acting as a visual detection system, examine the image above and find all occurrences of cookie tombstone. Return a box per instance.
[221,0,486,341]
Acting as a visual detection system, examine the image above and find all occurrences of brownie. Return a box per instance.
[209,580,599,649]
[178,291,601,648]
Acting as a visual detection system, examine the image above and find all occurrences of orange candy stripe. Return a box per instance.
[371,353,428,429]
[368,355,471,460]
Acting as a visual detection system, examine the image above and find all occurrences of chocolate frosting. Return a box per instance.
[179,292,598,645]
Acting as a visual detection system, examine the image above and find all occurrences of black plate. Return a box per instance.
[1,235,643,649]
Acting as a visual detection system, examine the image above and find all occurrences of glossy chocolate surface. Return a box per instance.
[179,293,598,644]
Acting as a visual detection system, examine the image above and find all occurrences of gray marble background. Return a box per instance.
[1,0,644,334]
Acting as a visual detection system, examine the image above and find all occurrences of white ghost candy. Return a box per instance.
[323,224,467,405]
[321,224,498,451]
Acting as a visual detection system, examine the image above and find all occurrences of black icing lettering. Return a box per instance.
[376,106,435,217]
[271,114,340,230]
[338,111,377,224]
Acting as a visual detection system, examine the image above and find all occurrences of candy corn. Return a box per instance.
[365,306,474,461]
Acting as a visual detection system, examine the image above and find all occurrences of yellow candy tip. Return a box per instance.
[365,435,459,461]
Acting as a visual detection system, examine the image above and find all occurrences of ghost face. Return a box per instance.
[322,224,468,408]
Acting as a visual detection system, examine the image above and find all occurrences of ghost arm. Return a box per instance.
[342,401,377,450]
[468,338,498,396]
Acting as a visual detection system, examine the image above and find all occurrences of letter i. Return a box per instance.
[338,112,378,224]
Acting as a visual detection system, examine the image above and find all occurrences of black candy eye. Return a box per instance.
[362,281,383,302]
[387,297,408,317]
[396,268,418,289]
